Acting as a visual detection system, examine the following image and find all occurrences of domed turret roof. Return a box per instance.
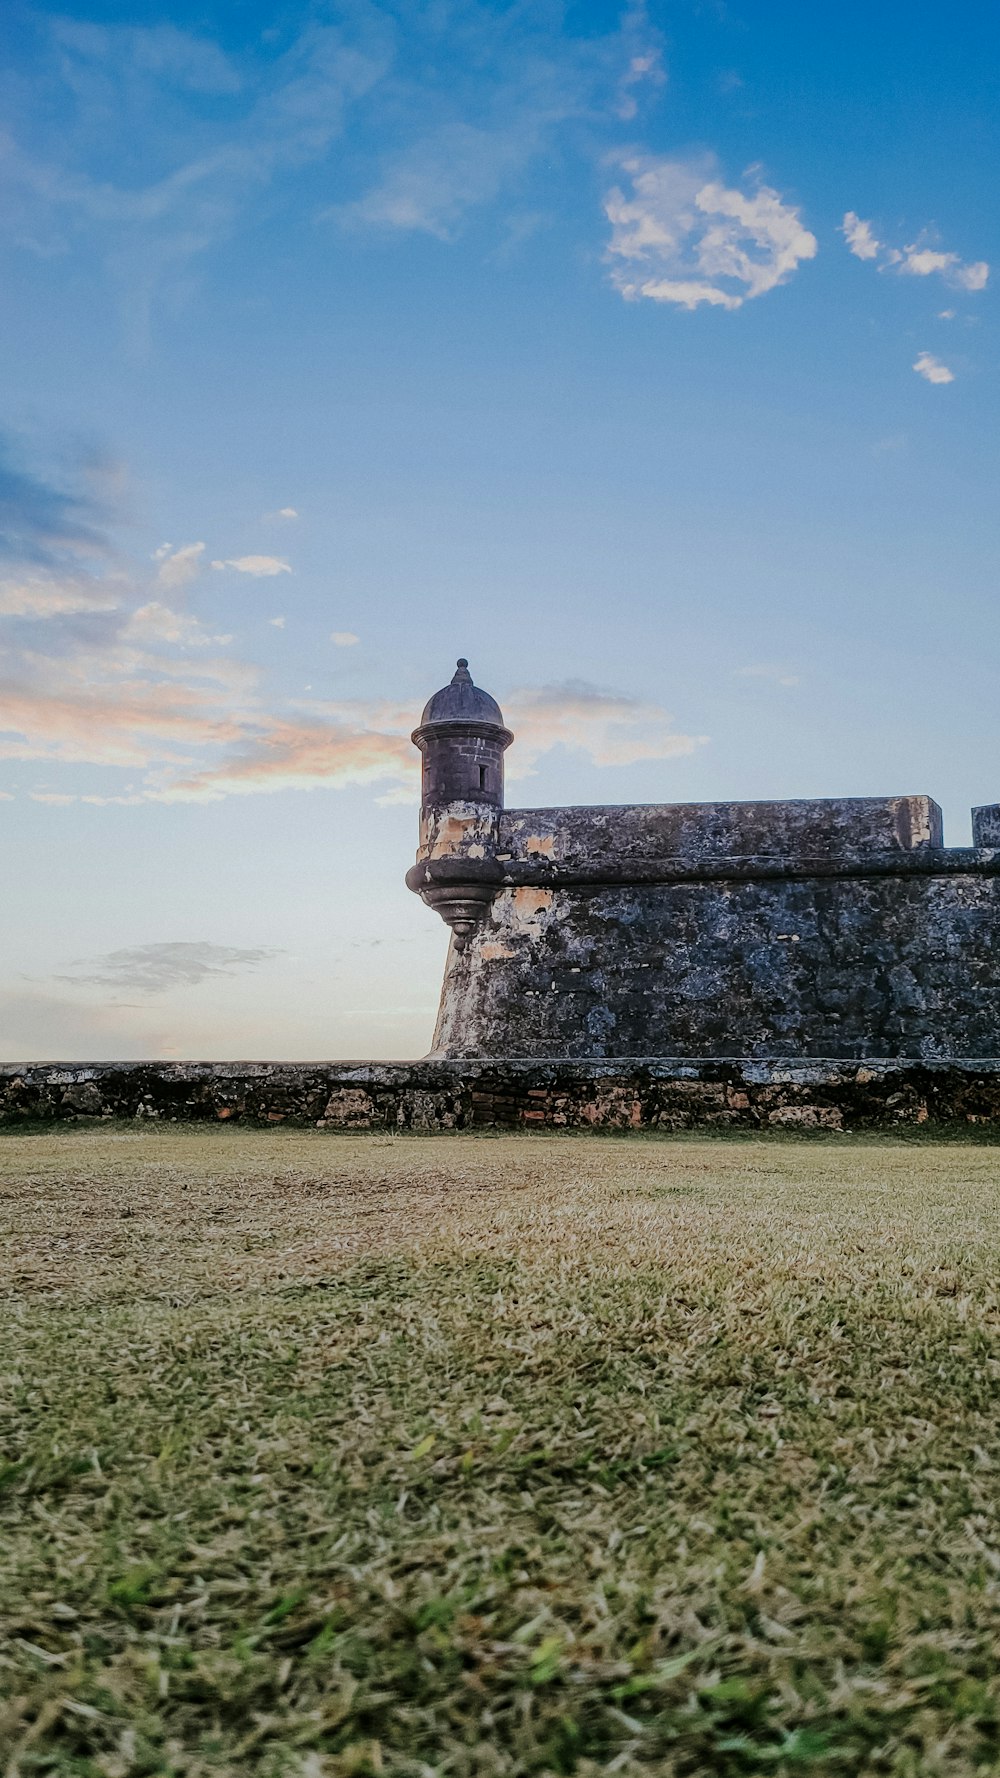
[419,659,507,729]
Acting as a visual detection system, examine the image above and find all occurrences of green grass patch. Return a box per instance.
[2,1127,1000,1774]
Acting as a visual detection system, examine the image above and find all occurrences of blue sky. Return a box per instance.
[1,0,998,1059]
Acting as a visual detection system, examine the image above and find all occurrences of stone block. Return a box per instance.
[320,1088,375,1129]
[972,805,1000,848]
[767,1105,844,1129]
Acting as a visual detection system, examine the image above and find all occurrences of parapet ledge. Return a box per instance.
[498,797,944,867]
[408,796,1000,918]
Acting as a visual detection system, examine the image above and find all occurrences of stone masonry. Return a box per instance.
[7,661,1000,1132]
[6,1058,1000,1130]
[408,662,1000,1062]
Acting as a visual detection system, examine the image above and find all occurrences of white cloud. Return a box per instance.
[953,261,989,292]
[331,631,360,647]
[156,542,205,588]
[268,616,286,628]
[605,154,817,311]
[897,248,988,290]
[841,211,880,260]
[913,352,954,385]
[841,213,989,292]
[278,507,298,519]
[900,248,956,278]
[125,601,232,648]
[617,51,666,121]
[0,575,121,618]
[211,555,291,577]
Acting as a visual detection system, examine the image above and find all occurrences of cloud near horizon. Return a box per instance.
[0,430,706,808]
[60,940,281,994]
[605,154,817,310]
[2,604,706,802]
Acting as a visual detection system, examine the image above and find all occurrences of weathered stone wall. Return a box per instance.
[5,1058,1000,1131]
[498,796,944,864]
[432,869,1000,1060]
[408,797,1000,1061]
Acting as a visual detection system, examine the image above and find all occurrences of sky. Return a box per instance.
[1,0,998,1061]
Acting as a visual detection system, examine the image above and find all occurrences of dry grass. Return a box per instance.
[2,1127,1000,1776]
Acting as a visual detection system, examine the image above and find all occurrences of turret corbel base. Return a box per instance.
[405,858,501,951]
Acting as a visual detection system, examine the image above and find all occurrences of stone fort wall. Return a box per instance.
[410,796,1000,1060]
[6,1057,1000,1130]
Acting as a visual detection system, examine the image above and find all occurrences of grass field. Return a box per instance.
[3,1128,1000,1777]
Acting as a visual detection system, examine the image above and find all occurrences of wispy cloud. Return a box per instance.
[841,211,880,261]
[335,5,663,239]
[125,601,232,647]
[50,20,243,97]
[211,555,291,577]
[840,212,989,291]
[156,715,416,803]
[913,351,954,385]
[156,542,205,588]
[505,680,706,777]
[605,154,817,310]
[900,250,988,291]
[0,576,122,618]
[3,623,706,804]
[3,5,664,339]
[1,431,706,805]
[60,940,280,994]
[1,14,393,346]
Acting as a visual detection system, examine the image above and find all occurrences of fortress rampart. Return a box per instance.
[407,663,1000,1061]
[7,661,1000,1130]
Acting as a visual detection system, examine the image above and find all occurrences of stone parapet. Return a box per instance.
[497,796,944,865]
[4,1058,1000,1131]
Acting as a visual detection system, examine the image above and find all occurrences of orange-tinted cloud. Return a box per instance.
[153,717,415,801]
[3,565,703,807]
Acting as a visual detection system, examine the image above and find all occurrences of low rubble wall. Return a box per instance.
[4,1058,1000,1131]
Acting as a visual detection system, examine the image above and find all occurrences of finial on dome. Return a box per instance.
[415,659,511,733]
